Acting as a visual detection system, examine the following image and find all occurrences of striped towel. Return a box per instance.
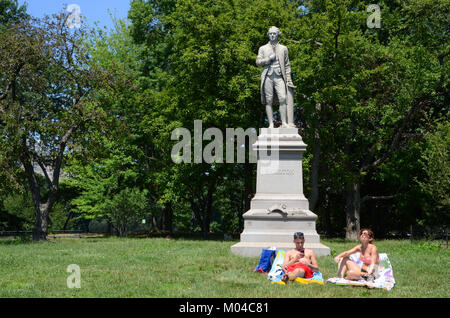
[326,252,395,290]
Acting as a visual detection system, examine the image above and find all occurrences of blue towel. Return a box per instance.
[254,247,276,273]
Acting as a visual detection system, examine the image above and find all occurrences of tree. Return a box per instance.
[0,13,111,241]
[67,146,150,237]
[416,120,450,229]
[47,0,446,241]
[286,0,449,239]
[0,0,27,27]
[0,0,28,197]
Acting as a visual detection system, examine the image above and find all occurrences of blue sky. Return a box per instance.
[19,0,132,30]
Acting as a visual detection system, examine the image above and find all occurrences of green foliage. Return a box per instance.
[47,202,71,232]
[126,0,304,238]
[67,144,150,236]
[0,12,113,240]
[282,0,449,237]
[106,0,450,238]
[101,187,149,236]
[1,0,448,239]
[2,193,35,230]
[0,0,27,27]
[416,120,450,227]
[88,219,109,233]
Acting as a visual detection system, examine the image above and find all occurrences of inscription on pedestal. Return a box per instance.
[268,168,294,176]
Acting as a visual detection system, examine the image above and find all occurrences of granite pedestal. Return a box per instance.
[231,128,330,257]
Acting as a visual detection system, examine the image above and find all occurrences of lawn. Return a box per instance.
[0,237,448,298]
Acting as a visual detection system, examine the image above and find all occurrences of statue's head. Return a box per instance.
[267,26,281,41]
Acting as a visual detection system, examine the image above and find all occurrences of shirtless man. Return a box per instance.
[281,232,320,282]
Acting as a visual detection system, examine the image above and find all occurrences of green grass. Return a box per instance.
[0,237,448,297]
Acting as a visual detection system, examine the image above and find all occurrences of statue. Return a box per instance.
[232,27,331,258]
[256,26,296,128]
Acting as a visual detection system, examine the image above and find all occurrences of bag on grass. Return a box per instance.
[254,247,276,273]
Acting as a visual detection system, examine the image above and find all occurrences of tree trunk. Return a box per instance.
[309,130,320,211]
[190,198,207,238]
[21,153,51,241]
[32,203,50,241]
[345,182,361,240]
[189,180,216,240]
[202,185,214,240]
[162,203,173,234]
[202,214,210,240]
[62,210,73,231]
[31,192,58,241]
[106,220,112,234]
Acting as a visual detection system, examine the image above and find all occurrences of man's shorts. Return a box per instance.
[287,263,313,279]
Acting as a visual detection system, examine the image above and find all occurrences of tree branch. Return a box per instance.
[0,62,25,108]
[20,137,41,210]
[33,154,53,190]
[52,107,97,188]
[0,81,12,102]
[360,97,426,173]
[333,12,341,59]
[52,126,74,188]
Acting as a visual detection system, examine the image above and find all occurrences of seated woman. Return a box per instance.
[334,228,380,281]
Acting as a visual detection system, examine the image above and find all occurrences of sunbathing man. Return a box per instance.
[333,228,380,281]
[281,232,320,282]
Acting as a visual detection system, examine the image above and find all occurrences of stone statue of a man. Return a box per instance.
[256,26,296,128]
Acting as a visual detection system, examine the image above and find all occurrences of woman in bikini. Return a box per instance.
[333,228,380,281]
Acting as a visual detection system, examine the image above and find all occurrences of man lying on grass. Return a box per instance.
[281,232,320,283]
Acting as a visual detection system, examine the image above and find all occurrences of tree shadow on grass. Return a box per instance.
[0,236,33,245]
[128,230,238,242]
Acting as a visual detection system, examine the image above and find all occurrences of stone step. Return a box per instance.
[240,231,321,243]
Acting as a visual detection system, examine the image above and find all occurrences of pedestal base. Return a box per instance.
[231,208,330,257]
[231,242,331,258]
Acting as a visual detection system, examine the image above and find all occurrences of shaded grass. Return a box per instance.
[0,237,448,297]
